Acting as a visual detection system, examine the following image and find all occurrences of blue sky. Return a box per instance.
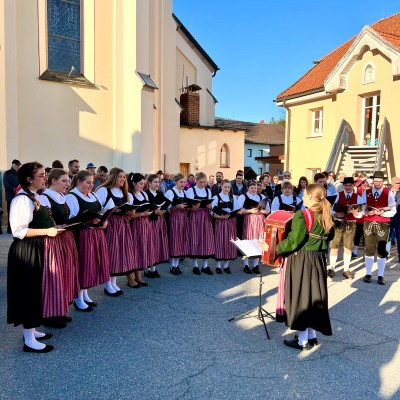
[173,0,399,123]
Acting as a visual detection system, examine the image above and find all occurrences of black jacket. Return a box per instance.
[3,168,19,201]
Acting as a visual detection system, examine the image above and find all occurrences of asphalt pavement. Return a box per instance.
[0,233,399,400]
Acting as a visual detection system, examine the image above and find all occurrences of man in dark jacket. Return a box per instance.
[211,171,224,196]
[231,173,247,196]
[3,159,21,233]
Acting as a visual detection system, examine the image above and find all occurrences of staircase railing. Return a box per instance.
[325,119,350,174]
[373,117,387,173]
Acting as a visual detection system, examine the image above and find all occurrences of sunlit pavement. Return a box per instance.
[1,233,399,400]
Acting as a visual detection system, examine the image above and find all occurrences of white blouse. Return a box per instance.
[237,193,269,210]
[40,188,66,205]
[185,186,212,200]
[211,193,240,212]
[271,194,302,212]
[10,189,51,239]
[95,187,133,210]
[65,188,100,218]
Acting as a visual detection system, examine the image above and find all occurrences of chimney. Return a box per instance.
[180,84,202,126]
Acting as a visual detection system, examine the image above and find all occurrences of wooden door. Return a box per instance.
[180,163,190,177]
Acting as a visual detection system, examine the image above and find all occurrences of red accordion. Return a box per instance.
[262,210,294,267]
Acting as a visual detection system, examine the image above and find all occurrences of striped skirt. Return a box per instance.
[106,215,136,276]
[42,237,68,318]
[214,218,237,261]
[131,217,156,269]
[242,214,265,241]
[58,231,80,304]
[151,216,169,265]
[276,258,287,323]
[78,228,110,289]
[189,208,215,258]
[169,209,190,258]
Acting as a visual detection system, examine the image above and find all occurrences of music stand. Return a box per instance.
[228,259,275,339]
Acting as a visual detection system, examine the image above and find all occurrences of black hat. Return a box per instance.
[370,171,386,179]
[156,170,163,175]
[342,177,355,185]
[12,159,21,166]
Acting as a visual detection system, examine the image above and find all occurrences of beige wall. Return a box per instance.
[180,127,245,178]
[281,46,400,182]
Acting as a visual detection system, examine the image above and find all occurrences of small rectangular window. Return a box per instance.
[258,167,263,175]
[259,149,263,157]
[247,149,252,157]
[311,109,323,136]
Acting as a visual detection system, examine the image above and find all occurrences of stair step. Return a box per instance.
[346,146,378,150]
[345,150,378,154]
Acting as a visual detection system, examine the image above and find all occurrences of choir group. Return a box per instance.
[5,160,398,353]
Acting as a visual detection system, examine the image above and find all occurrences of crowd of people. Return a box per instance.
[2,158,398,353]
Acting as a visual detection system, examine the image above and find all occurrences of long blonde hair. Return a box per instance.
[97,167,129,200]
[305,183,334,233]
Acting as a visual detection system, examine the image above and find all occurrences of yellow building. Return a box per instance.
[275,13,400,182]
[0,0,244,177]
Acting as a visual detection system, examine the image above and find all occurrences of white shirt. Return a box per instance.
[95,187,133,210]
[40,188,66,205]
[132,191,149,202]
[211,193,240,212]
[185,186,212,200]
[361,188,397,218]
[331,191,364,219]
[271,194,302,212]
[237,193,269,211]
[165,187,185,212]
[10,189,51,239]
[65,188,100,218]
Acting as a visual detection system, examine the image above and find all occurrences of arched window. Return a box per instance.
[220,144,230,168]
[362,62,375,84]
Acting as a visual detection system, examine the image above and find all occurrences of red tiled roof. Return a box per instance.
[276,12,400,100]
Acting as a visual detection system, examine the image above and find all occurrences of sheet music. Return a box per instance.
[230,238,262,257]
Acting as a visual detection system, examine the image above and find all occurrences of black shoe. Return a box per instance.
[351,252,358,260]
[243,266,252,274]
[216,268,222,274]
[170,267,178,275]
[154,270,161,278]
[84,300,97,307]
[363,274,372,283]
[116,290,123,295]
[284,338,311,350]
[127,282,141,289]
[378,276,386,285]
[42,317,67,329]
[252,266,260,275]
[193,267,201,275]
[23,344,54,353]
[201,267,214,275]
[58,316,72,323]
[176,267,183,275]
[73,301,93,312]
[295,335,319,347]
[104,288,120,297]
[145,271,157,279]
[224,267,232,274]
[137,281,148,287]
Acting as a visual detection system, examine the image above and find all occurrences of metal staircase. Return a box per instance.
[338,145,379,176]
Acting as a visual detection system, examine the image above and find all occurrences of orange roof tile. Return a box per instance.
[276,12,400,100]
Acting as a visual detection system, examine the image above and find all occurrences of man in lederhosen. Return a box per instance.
[328,177,364,279]
[361,171,396,285]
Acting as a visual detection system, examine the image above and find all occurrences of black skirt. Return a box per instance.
[284,248,332,336]
[7,237,44,328]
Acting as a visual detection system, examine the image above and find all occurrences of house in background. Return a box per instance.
[214,118,285,177]
[275,12,400,182]
[0,0,244,178]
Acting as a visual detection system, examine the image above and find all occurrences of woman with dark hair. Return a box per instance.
[276,184,334,350]
[185,172,215,275]
[237,180,270,274]
[66,170,110,311]
[145,174,169,278]
[295,176,308,200]
[127,173,155,288]
[7,162,64,353]
[95,167,136,293]
[40,168,80,328]
[164,173,189,275]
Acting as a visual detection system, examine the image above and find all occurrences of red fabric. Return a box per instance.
[338,191,359,221]
[301,209,314,233]
[364,188,390,222]
[214,218,237,261]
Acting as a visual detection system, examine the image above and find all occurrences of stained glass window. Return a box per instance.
[47,0,81,74]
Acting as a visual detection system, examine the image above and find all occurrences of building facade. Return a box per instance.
[275,13,400,182]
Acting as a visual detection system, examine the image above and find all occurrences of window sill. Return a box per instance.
[39,69,99,90]
[306,135,323,139]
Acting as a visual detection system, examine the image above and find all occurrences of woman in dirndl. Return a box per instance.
[185,172,215,275]
[145,174,169,278]
[95,167,136,295]
[7,162,64,353]
[276,184,334,350]
[212,179,239,274]
[164,173,189,275]
[66,170,110,311]
[237,181,270,274]
[127,173,155,288]
[40,168,80,328]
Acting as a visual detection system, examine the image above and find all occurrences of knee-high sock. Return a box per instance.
[343,252,352,272]
[307,328,317,340]
[202,260,208,269]
[150,265,156,272]
[223,260,230,269]
[365,256,374,275]
[297,330,308,346]
[23,327,45,350]
[193,259,198,268]
[329,254,338,270]
[216,261,221,269]
[74,290,88,309]
[82,289,93,303]
[251,258,259,268]
[377,257,386,277]
[104,280,117,294]
[242,259,248,267]
[110,276,121,292]
[171,258,179,267]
